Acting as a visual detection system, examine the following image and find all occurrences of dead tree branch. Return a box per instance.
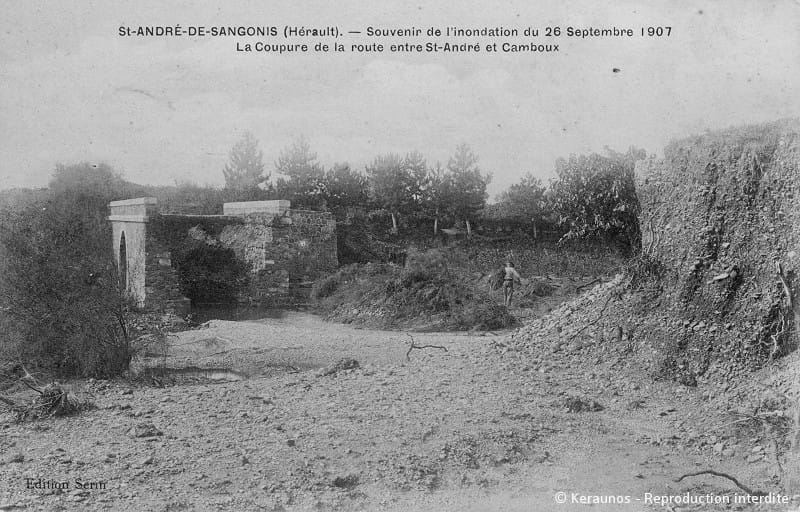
[675,470,766,496]
[567,293,614,342]
[575,278,601,293]
[776,260,799,331]
[18,365,43,394]
[405,334,448,361]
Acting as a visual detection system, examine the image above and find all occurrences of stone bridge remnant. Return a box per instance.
[109,197,337,313]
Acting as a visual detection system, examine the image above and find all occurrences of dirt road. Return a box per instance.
[0,313,794,511]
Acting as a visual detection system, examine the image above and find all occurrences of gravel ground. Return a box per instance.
[1,310,797,511]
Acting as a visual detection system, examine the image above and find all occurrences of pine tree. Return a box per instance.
[446,144,491,237]
[274,136,325,209]
[222,132,267,191]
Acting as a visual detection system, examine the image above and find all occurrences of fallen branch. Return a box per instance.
[14,383,91,421]
[575,277,601,293]
[675,470,766,496]
[567,293,614,342]
[776,260,800,338]
[405,334,448,361]
[776,261,794,308]
[19,377,42,395]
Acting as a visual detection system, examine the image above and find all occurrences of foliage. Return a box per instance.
[310,275,339,300]
[312,250,515,331]
[404,247,449,277]
[403,151,430,208]
[419,162,449,234]
[445,144,491,235]
[0,163,132,378]
[322,163,369,220]
[493,173,547,224]
[548,147,644,252]
[274,136,326,209]
[222,132,268,192]
[335,214,404,265]
[366,152,427,232]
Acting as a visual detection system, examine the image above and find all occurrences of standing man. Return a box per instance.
[503,260,522,307]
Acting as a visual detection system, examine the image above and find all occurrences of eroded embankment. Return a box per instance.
[630,120,800,381]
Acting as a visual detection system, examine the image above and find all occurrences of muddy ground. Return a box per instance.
[1,305,798,511]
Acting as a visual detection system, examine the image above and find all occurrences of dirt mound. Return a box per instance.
[311,258,516,331]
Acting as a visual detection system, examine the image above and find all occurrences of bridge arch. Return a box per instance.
[118,231,128,291]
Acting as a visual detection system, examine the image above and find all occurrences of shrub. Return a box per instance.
[0,163,133,378]
[399,269,435,288]
[452,297,516,331]
[312,249,515,331]
[405,247,448,274]
[311,275,339,300]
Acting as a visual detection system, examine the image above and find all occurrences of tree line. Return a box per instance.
[222,132,644,247]
[223,133,492,237]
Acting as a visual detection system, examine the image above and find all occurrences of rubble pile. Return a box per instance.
[509,275,627,354]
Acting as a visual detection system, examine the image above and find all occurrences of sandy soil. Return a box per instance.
[0,312,796,511]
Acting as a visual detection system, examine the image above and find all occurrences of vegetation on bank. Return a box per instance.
[0,164,134,378]
[311,250,516,331]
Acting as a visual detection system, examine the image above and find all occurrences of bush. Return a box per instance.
[312,249,516,331]
[336,215,404,265]
[0,163,133,378]
[404,247,448,275]
[399,269,435,289]
[311,275,339,300]
[451,296,516,331]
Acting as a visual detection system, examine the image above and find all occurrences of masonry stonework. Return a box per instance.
[109,198,338,313]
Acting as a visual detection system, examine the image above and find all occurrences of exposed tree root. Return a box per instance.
[675,470,766,496]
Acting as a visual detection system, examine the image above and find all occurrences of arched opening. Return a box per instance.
[119,232,128,291]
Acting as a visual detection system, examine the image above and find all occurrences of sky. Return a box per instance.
[1,0,798,198]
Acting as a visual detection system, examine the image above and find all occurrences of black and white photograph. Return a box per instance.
[1,1,799,510]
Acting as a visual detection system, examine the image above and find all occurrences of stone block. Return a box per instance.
[223,200,290,216]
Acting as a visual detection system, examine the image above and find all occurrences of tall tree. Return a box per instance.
[421,162,450,235]
[366,153,407,233]
[322,163,369,220]
[403,150,429,208]
[494,173,547,236]
[274,136,326,209]
[548,146,645,252]
[446,144,491,237]
[366,151,430,233]
[222,132,268,192]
